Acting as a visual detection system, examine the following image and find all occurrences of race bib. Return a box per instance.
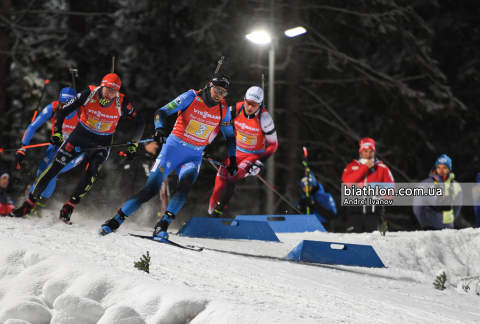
[185,120,215,139]
[236,132,257,145]
[86,117,112,132]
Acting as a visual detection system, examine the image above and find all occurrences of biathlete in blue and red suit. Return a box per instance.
[10,74,145,223]
[208,86,278,216]
[14,87,83,210]
[100,73,238,239]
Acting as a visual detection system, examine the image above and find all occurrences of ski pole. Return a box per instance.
[256,174,303,214]
[69,68,78,91]
[0,142,51,153]
[80,138,155,153]
[110,51,120,73]
[203,157,227,168]
[204,158,302,214]
[302,146,311,214]
[29,79,50,122]
[215,55,230,73]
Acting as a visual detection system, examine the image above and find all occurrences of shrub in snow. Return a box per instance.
[42,279,69,308]
[97,305,146,324]
[433,272,447,290]
[0,300,51,324]
[53,293,105,322]
[134,251,150,274]
[379,221,388,236]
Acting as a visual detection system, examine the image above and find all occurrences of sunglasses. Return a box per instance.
[212,86,228,97]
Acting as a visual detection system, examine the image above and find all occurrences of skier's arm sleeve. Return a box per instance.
[258,110,278,163]
[154,91,195,129]
[54,89,90,133]
[121,98,145,141]
[342,163,369,184]
[208,125,221,144]
[21,104,53,145]
[220,109,236,157]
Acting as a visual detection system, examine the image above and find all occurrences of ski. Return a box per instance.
[128,234,203,252]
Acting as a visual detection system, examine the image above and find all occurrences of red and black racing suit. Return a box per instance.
[30,86,145,202]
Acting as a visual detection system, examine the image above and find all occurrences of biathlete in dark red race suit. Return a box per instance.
[15,87,83,210]
[100,73,238,239]
[208,86,278,216]
[10,74,146,223]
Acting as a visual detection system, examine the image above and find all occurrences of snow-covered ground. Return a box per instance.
[1,214,480,324]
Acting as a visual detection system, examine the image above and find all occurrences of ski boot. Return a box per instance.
[153,211,176,240]
[59,197,80,224]
[211,202,225,218]
[10,194,37,217]
[27,197,49,218]
[100,209,128,235]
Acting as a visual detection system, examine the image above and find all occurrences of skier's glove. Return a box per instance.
[202,144,211,159]
[154,128,167,145]
[50,133,63,149]
[227,156,238,176]
[298,197,315,212]
[15,144,26,169]
[126,143,138,161]
[248,160,263,176]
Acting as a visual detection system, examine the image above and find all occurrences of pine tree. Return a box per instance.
[134,251,150,274]
[433,272,447,290]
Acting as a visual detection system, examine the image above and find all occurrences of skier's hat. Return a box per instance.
[101,73,121,91]
[210,73,230,90]
[59,87,77,103]
[244,86,264,104]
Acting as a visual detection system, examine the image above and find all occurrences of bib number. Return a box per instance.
[185,120,214,139]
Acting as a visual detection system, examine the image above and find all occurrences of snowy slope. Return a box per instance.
[1,215,480,324]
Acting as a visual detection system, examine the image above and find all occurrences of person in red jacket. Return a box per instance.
[0,170,15,216]
[208,86,278,217]
[342,137,394,233]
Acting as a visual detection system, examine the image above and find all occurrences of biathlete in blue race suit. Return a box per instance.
[100,73,238,239]
[15,87,82,210]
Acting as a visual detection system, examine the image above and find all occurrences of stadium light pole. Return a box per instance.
[246,26,306,215]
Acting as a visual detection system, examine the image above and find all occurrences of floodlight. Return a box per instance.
[284,27,307,37]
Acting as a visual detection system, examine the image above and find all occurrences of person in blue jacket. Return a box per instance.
[100,73,238,239]
[15,87,83,211]
[413,154,462,230]
[296,171,337,231]
[472,173,480,228]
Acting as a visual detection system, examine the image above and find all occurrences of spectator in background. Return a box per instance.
[0,170,16,217]
[296,171,337,231]
[473,173,480,228]
[414,154,462,230]
[342,138,395,233]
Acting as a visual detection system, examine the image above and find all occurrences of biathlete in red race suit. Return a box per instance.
[10,74,145,223]
[100,73,238,239]
[14,87,83,210]
[208,86,278,216]
[342,137,395,233]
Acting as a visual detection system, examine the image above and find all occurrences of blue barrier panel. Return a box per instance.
[285,240,385,268]
[176,217,280,242]
[235,215,327,233]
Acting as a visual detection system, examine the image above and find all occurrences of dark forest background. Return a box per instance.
[1,0,480,231]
